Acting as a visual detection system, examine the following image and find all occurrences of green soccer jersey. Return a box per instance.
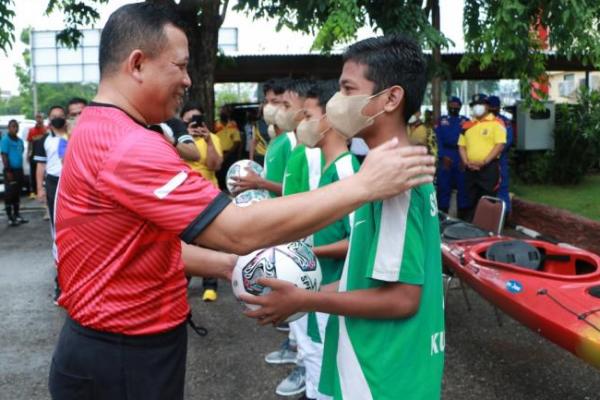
[307,152,360,344]
[319,183,445,400]
[263,131,297,197]
[282,144,323,196]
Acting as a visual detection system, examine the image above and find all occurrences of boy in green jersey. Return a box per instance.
[242,35,445,400]
[296,80,361,400]
[233,80,311,197]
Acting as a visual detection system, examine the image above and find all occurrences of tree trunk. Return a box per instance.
[178,0,222,131]
[431,0,442,121]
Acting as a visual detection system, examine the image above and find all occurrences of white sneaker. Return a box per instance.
[265,338,297,365]
[275,365,306,397]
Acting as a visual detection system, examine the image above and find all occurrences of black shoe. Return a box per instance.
[53,284,61,306]
[14,215,29,224]
[8,218,19,227]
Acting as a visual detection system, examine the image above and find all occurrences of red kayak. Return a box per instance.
[441,222,600,370]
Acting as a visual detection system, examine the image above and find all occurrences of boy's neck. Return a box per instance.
[320,130,348,168]
[363,122,410,149]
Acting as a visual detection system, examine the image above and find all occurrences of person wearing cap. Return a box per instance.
[435,96,470,218]
[408,111,437,157]
[458,93,506,220]
[486,95,514,215]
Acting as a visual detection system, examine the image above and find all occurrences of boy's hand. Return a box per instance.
[357,138,435,202]
[230,167,262,194]
[240,278,307,326]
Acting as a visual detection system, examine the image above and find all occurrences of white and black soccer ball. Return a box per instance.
[234,189,270,207]
[226,159,264,194]
[231,241,322,322]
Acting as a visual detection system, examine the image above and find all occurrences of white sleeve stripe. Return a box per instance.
[287,131,297,149]
[373,191,411,281]
[34,156,47,162]
[153,171,188,199]
[306,148,322,191]
[335,155,357,229]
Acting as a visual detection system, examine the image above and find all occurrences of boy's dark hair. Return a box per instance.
[306,80,339,113]
[67,97,88,108]
[99,3,185,77]
[180,102,204,117]
[262,79,287,96]
[343,34,427,123]
[8,119,18,128]
[48,105,66,115]
[284,79,314,98]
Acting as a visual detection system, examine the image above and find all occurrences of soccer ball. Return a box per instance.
[234,189,270,207]
[226,159,263,194]
[231,241,322,322]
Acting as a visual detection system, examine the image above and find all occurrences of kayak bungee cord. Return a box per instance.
[538,289,600,334]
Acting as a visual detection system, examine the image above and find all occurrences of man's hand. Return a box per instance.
[357,138,435,202]
[466,161,482,171]
[442,156,453,170]
[240,278,307,326]
[230,167,263,194]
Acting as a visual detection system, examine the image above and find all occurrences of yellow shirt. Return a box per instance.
[253,124,268,156]
[215,121,241,152]
[186,133,223,187]
[458,113,506,163]
[408,123,438,157]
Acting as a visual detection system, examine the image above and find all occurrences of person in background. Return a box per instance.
[408,111,437,157]
[486,95,513,215]
[66,97,88,134]
[26,113,47,199]
[34,105,69,304]
[435,96,470,218]
[458,94,506,221]
[1,119,28,226]
[215,104,241,189]
[180,103,223,302]
[249,108,270,166]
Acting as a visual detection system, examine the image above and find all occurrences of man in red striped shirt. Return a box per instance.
[49,3,435,400]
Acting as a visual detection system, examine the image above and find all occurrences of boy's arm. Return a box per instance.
[313,239,349,259]
[241,279,421,326]
[231,169,282,196]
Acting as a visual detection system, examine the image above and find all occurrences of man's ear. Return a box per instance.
[384,85,405,113]
[125,49,146,83]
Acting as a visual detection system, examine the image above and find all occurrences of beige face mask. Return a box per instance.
[325,89,389,139]
[263,103,278,125]
[275,107,302,132]
[296,116,330,148]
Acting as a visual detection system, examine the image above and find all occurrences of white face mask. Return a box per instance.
[325,89,388,139]
[263,103,278,125]
[275,107,302,132]
[472,104,487,118]
[296,116,330,148]
[267,124,277,139]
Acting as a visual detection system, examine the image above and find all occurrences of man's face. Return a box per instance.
[35,114,43,126]
[49,108,66,121]
[338,60,385,138]
[67,102,85,119]
[265,90,282,106]
[8,122,18,135]
[140,24,191,124]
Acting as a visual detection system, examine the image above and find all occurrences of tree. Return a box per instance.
[0,0,229,127]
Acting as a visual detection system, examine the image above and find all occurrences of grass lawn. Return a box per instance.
[511,174,600,221]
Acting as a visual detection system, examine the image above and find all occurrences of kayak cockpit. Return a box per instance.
[470,239,600,278]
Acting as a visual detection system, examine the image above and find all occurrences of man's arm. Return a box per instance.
[181,242,237,281]
[1,153,13,181]
[194,140,435,254]
[242,279,422,325]
[313,239,349,259]
[36,162,46,200]
[482,143,505,166]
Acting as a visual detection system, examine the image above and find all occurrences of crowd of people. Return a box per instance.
[0,3,518,400]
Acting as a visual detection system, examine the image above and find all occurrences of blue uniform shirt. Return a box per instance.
[435,115,469,159]
[0,134,25,169]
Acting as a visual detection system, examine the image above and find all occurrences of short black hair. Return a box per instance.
[263,78,287,96]
[180,102,204,117]
[8,119,18,128]
[67,97,88,108]
[48,105,65,115]
[99,3,185,77]
[306,80,338,113]
[343,34,427,123]
[284,79,314,98]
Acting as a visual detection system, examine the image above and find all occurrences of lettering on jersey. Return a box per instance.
[153,171,188,199]
[431,331,446,355]
[430,192,438,217]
